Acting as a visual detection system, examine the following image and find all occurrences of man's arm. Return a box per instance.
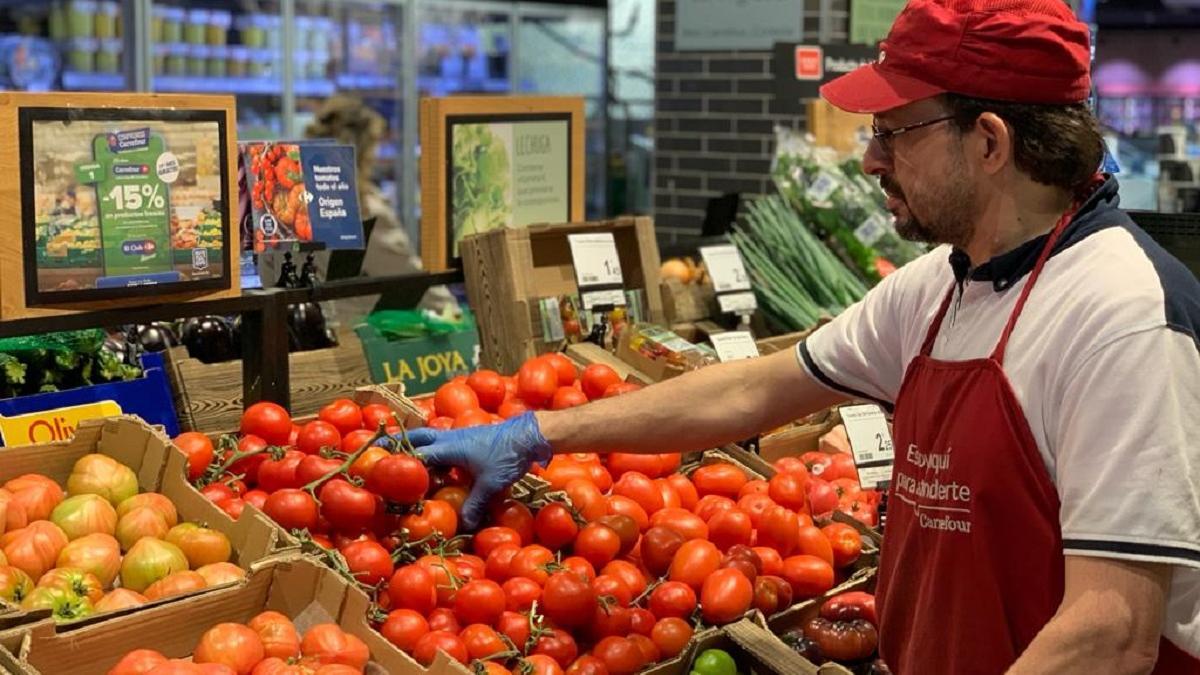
[1007,556,1171,675]
[537,346,847,454]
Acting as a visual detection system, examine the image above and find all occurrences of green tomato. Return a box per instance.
[691,649,738,675]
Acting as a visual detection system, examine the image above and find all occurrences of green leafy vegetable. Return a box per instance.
[451,124,512,254]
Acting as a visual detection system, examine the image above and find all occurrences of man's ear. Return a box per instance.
[973,112,1012,176]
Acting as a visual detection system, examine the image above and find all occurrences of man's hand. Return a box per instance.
[1007,556,1172,674]
[407,412,552,531]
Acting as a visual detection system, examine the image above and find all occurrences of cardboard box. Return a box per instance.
[460,216,666,374]
[564,342,655,386]
[762,566,878,675]
[0,416,292,629]
[0,555,453,675]
[166,330,373,433]
[614,324,700,382]
[660,278,716,324]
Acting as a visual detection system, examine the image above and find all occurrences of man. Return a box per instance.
[410,1,1200,672]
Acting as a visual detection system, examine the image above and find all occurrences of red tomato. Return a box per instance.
[435,382,480,419]
[603,382,641,398]
[543,353,577,387]
[295,454,343,489]
[429,416,455,430]
[807,478,840,517]
[753,546,785,577]
[534,502,580,551]
[413,631,468,666]
[563,480,607,522]
[412,397,436,423]
[387,564,437,614]
[592,637,644,675]
[380,609,428,652]
[691,463,749,499]
[752,575,794,617]
[340,429,377,455]
[648,508,708,541]
[263,489,318,531]
[516,359,558,409]
[109,649,168,674]
[502,576,542,612]
[453,409,494,429]
[838,498,878,528]
[693,495,737,523]
[454,579,506,627]
[460,623,507,662]
[651,617,693,658]
[573,523,621,569]
[497,399,530,419]
[606,495,649,531]
[821,523,863,568]
[427,607,461,634]
[360,403,397,430]
[173,433,215,481]
[655,479,682,511]
[542,571,597,629]
[318,399,364,437]
[639,526,685,576]
[366,454,429,505]
[628,633,660,664]
[592,574,633,607]
[510,545,555,585]
[700,568,753,625]
[295,421,342,456]
[668,539,721,591]
[737,492,777,529]
[339,540,393,586]
[824,453,859,482]
[796,525,835,567]
[256,451,303,493]
[496,611,530,650]
[467,370,507,412]
[781,555,835,598]
[200,482,235,506]
[580,364,621,401]
[194,623,264,674]
[485,544,521,583]
[601,560,647,598]
[318,479,376,533]
[738,480,769,499]
[665,474,699,510]
[551,387,589,410]
[606,453,667,479]
[820,590,878,626]
[707,508,753,551]
[489,500,535,545]
[561,556,596,584]
[241,402,292,446]
[799,452,834,477]
[474,527,523,559]
[768,472,809,512]
[612,472,664,515]
[543,458,592,492]
[533,628,578,668]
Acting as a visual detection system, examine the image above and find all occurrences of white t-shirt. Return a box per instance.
[799,178,1200,657]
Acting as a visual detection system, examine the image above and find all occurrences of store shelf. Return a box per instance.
[153,76,335,97]
[334,73,399,91]
[416,75,510,95]
[61,71,125,91]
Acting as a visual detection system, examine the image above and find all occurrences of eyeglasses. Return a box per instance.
[871,114,956,155]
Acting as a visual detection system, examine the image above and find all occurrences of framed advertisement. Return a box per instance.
[0,92,241,319]
[419,96,585,272]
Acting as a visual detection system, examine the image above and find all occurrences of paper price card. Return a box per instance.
[840,403,895,489]
[568,233,624,288]
[709,331,760,362]
[700,244,752,293]
[717,291,758,315]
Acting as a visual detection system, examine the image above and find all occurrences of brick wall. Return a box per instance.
[654,0,850,248]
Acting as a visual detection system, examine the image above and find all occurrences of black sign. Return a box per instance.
[773,42,878,113]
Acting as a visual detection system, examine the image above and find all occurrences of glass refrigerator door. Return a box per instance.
[0,0,130,92]
[515,6,607,217]
[415,2,513,97]
[148,0,286,140]
[292,1,405,214]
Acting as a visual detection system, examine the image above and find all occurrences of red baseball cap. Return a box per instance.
[821,0,1092,114]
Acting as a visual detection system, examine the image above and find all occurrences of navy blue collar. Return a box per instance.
[950,175,1123,291]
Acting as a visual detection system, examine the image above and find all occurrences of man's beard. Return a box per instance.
[881,154,978,249]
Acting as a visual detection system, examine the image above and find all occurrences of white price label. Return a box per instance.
[700,244,752,293]
[568,233,624,287]
[854,213,888,246]
[709,331,760,362]
[840,403,895,489]
[717,291,758,315]
[807,171,840,204]
[580,289,627,311]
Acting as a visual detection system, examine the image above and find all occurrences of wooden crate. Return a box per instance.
[461,216,666,374]
[166,329,373,433]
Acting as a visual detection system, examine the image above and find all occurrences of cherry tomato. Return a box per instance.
[560,556,596,584]
[605,496,649,533]
[601,560,647,598]
[781,554,836,599]
[752,575,795,616]
[474,527,523,559]
[628,607,656,636]
[628,634,660,664]
[533,628,578,669]
[648,581,697,619]
[497,611,531,651]
[592,574,633,607]
[592,636,644,675]
[427,608,461,634]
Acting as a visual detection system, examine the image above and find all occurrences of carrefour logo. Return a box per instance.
[113,164,150,176]
[106,128,151,152]
[121,240,157,255]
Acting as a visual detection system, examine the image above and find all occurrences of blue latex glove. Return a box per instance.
[404,412,552,530]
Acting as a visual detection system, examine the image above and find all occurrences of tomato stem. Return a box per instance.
[632,574,667,607]
[299,423,391,495]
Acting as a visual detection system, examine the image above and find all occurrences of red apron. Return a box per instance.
[878,204,1199,674]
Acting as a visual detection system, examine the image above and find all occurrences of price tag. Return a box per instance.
[580,289,627,311]
[807,171,839,204]
[717,291,757,315]
[839,403,895,489]
[700,245,752,293]
[568,233,624,288]
[854,213,888,246]
[709,331,760,362]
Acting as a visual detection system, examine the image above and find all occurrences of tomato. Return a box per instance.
[434,382,480,420]
[509,545,555,585]
[256,451,305,493]
[803,617,879,662]
[463,370,506,412]
[540,353,576,387]
[337,540,393,585]
[603,382,641,398]
[753,546,784,577]
[427,607,461,634]
[534,502,579,551]
[612,472,664,515]
[429,416,455,430]
[700,568,753,625]
[565,655,609,675]
[550,387,589,410]
[756,505,800,557]
[737,493,776,530]
[668,538,721,591]
[399,499,457,540]
[37,567,102,603]
[795,525,834,567]
[454,554,487,583]
[649,508,708,541]
[293,422,340,457]
[768,472,809,513]
[736,480,768,500]
[781,554,835,599]
[533,628,578,668]
[263,489,321,533]
[563,480,607,522]
[525,654,566,675]
[457,623,506,662]
[301,624,369,668]
[57,533,121,587]
[378,609,428,652]
[195,562,245,587]
[109,648,169,674]
[751,574,794,617]
[706,509,753,551]
[469,526,518,559]
[542,458,590,492]
[691,464,748,500]
[385,563,435,615]
[245,611,301,661]
[315,399,363,437]
[173,432,215,481]
[561,556,596,584]
[451,408,492,429]
[497,399,530,419]
[165,523,231,568]
[516,359,558,408]
[831,477,863,501]
[482,499,531,545]
[450,578,505,628]
[693,495,736,523]
[803,480,837,518]
[119,537,188,593]
[662,474,698,511]
[636,526,682,577]
[240,402,292,446]
[366,454,429,505]
[193,623,264,674]
[318,479,376,533]
[628,634,660,664]
[485,543,521,582]
[143,569,206,601]
[239,490,268,513]
[824,453,859,482]
[720,545,761,581]
[821,523,863,568]
[592,636,643,675]
[198,484,235,509]
[573,523,621,569]
[794,452,831,478]
[344,448,386,483]
[0,565,32,606]
[501,576,541,613]
[542,571,597,629]
[358,403,397,431]
[50,493,117,541]
[497,611,531,651]
[412,397,437,424]
[821,590,878,627]
[413,629,469,666]
[648,581,697,619]
[606,453,665,479]
[605,497,649,534]
[601,560,647,598]
[580,364,621,401]
[838,498,878,528]
[590,574,632,607]
[4,521,68,580]
[647,617,692,659]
